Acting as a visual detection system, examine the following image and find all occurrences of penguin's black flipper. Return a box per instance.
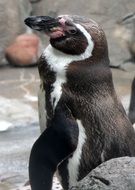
[29,105,79,190]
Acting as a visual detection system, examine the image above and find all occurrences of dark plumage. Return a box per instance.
[25,15,135,190]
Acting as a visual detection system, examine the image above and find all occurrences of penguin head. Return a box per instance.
[25,15,108,58]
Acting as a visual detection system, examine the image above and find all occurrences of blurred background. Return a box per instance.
[0,0,135,189]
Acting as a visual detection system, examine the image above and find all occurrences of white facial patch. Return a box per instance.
[44,24,94,110]
[67,120,87,188]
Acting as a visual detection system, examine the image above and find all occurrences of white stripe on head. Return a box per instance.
[67,120,87,188]
[44,24,94,109]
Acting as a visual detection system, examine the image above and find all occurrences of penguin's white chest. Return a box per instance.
[51,72,66,109]
[43,45,71,110]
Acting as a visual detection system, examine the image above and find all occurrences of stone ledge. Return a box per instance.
[71,157,135,190]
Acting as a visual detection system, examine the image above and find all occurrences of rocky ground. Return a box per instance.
[71,157,135,190]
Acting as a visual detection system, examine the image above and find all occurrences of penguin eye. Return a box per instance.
[68,29,77,34]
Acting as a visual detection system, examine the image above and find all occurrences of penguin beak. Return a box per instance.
[24,16,60,32]
[24,16,77,39]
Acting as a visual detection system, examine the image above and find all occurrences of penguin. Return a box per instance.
[128,77,135,125]
[24,15,135,190]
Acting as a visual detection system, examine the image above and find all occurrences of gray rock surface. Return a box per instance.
[0,0,31,65]
[71,157,135,190]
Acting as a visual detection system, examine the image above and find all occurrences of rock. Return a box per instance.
[0,0,31,65]
[71,157,135,190]
[5,34,41,66]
